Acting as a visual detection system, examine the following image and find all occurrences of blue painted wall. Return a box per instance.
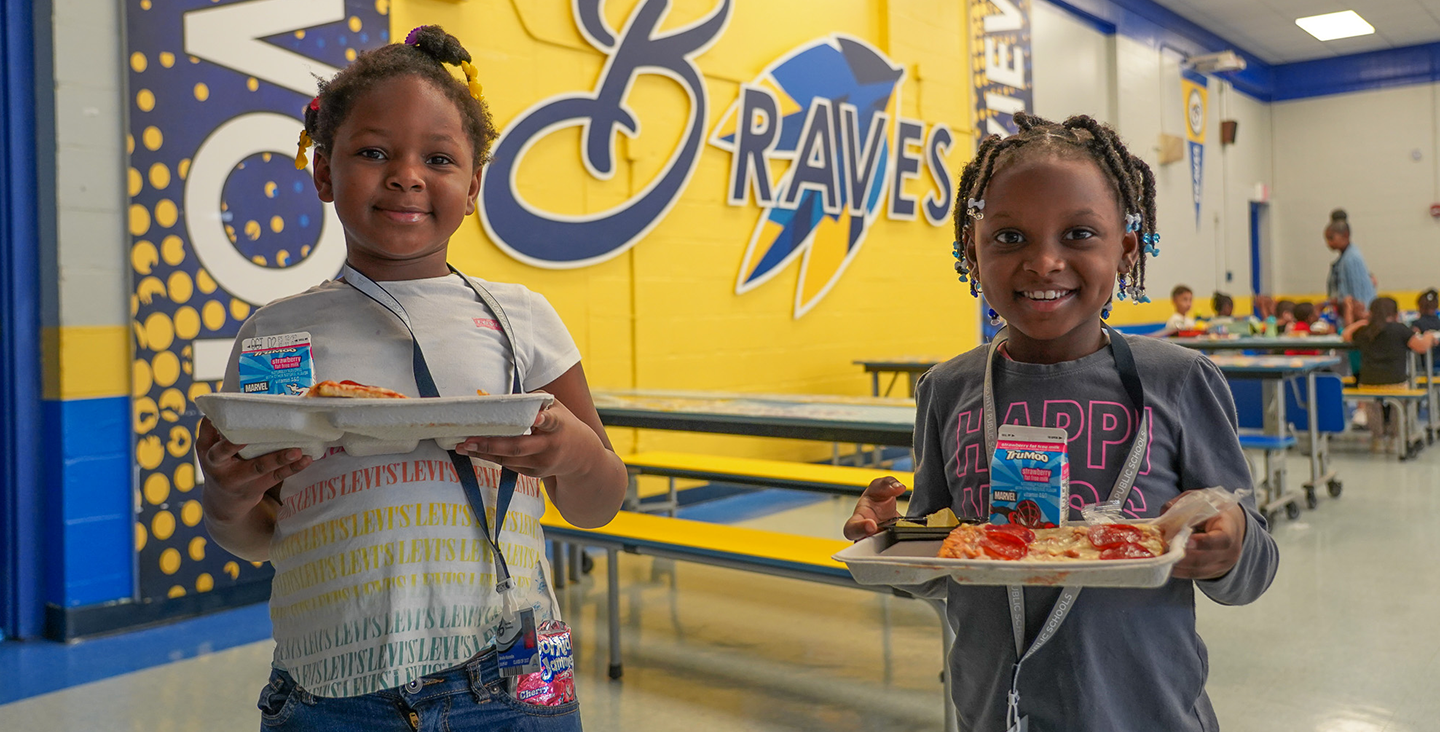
[43,397,135,608]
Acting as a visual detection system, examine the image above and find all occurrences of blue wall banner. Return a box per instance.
[124,0,388,603]
[971,0,1032,139]
[1181,68,1208,230]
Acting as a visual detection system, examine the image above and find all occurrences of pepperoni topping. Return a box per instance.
[1087,524,1144,549]
[986,524,1035,543]
[979,529,1029,560]
[1099,543,1156,560]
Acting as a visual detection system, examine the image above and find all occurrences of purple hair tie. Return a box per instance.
[404,26,426,45]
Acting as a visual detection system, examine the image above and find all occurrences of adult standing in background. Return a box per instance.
[1325,208,1377,324]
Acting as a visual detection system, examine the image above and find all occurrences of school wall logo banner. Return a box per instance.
[480,0,953,318]
[970,0,1032,140]
[1182,69,1208,230]
[125,0,388,602]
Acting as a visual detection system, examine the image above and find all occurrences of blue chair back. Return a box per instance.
[1226,378,1266,431]
[1285,374,1346,433]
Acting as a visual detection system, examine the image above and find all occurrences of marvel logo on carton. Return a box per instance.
[989,425,1070,528]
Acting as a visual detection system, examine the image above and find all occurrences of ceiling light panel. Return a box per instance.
[1295,10,1376,42]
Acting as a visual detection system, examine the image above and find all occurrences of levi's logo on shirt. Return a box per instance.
[473,318,500,331]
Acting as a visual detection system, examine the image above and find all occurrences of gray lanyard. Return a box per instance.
[340,264,524,592]
[981,326,1150,731]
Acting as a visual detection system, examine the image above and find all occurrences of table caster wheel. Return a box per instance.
[1285,502,1301,520]
[581,551,595,575]
[1327,480,1343,498]
[1305,488,1318,510]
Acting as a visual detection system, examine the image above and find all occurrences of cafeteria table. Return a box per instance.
[1205,354,1341,519]
[853,357,950,397]
[592,389,917,447]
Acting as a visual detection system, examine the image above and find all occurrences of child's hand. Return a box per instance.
[843,477,908,541]
[456,397,606,480]
[196,417,311,523]
[1164,490,1247,580]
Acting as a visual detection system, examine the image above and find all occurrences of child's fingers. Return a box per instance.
[458,435,549,458]
[864,476,908,499]
[843,514,880,541]
[531,408,563,434]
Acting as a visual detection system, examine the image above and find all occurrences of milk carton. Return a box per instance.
[989,425,1070,528]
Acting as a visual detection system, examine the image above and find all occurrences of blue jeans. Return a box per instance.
[258,648,582,731]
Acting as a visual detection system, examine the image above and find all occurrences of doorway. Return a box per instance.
[1250,201,1272,299]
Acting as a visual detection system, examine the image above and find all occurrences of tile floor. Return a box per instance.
[2,448,1437,732]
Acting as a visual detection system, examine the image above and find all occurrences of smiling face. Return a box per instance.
[966,154,1138,363]
[314,74,481,280]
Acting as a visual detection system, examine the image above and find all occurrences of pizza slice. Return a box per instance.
[305,380,409,399]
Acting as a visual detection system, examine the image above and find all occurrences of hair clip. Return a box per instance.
[1125,213,1142,233]
[308,96,320,112]
[966,198,985,220]
[295,130,313,170]
[460,59,484,102]
[405,26,425,45]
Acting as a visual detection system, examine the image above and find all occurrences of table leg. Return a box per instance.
[907,372,918,399]
[1427,349,1437,444]
[569,544,582,583]
[1307,373,1320,507]
[552,541,566,590]
[607,547,622,680]
[870,371,880,398]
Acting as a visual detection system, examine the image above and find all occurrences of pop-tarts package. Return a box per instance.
[237,332,314,396]
[989,425,1070,528]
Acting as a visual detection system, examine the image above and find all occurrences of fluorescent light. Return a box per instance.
[1296,10,1375,41]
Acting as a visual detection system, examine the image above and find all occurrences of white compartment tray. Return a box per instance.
[833,530,1186,588]
[196,393,554,459]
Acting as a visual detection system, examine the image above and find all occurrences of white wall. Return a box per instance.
[1273,84,1440,296]
[1031,0,1116,126]
[51,0,127,328]
[1030,1,1274,307]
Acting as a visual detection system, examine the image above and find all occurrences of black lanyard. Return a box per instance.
[341,264,523,593]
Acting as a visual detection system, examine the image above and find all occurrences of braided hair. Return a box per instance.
[300,26,497,169]
[952,112,1158,299]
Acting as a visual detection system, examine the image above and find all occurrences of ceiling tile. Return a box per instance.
[1148,0,1440,62]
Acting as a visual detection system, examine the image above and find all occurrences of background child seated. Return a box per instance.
[1154,284,1195,336]
[1343,296,1437,451]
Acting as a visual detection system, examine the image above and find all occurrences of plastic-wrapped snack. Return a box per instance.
[514,620,576,706]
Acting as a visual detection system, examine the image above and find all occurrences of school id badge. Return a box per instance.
[237,332,315,396]
[495,606,541,676]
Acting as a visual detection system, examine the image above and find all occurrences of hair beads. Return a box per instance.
[950,112,1161,305]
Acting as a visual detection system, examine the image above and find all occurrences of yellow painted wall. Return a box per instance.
[392,0,977,460]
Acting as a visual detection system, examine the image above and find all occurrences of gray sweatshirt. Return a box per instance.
[907,335,1279,732]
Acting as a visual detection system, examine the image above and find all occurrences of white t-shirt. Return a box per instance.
[1166,313,1196,331]
[221,273,581,697]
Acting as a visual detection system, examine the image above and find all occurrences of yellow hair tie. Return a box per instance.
[461,60,483,101]
[295,130,312,170]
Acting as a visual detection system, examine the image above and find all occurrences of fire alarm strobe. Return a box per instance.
[1430,204,1440,218]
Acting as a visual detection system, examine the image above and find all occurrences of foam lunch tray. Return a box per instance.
[196,393,555,459]
[833,527,1186,588]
